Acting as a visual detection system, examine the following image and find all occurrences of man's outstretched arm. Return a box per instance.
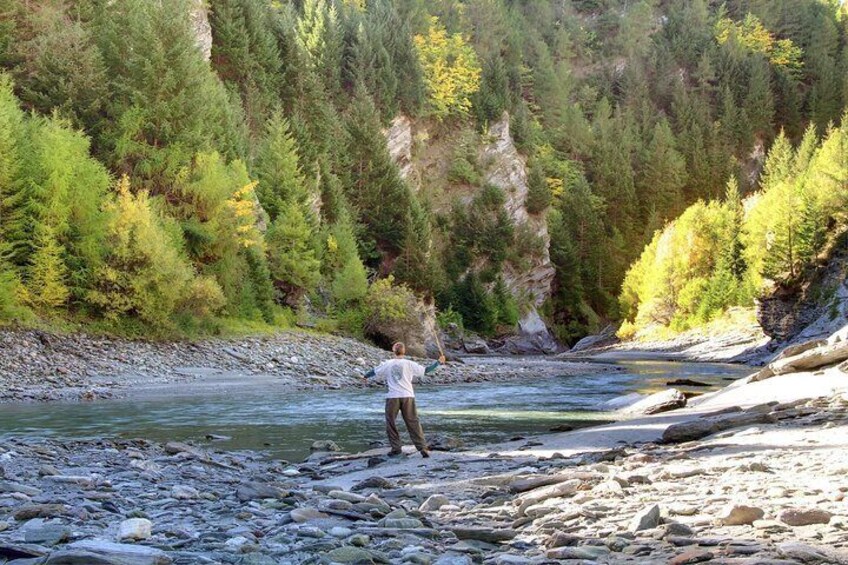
[424,355,447,374]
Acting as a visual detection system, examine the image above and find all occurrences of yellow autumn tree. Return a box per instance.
[414,17,481,120]
[715,13,803,73]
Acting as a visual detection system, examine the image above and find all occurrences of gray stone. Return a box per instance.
[546,546,611,560]
[118,518,153,541]
[433,554,473,565]
[625,389,687,415]
[0,481,42,497]
[236,481,288,501]
[419,494,450,512]
[23,524,70,546]
[66,540,171,565]
[43,551,118,565]
[311,440,341,452]
[450,527,517,543]
[381,518,423,529]
[170,485,198,500]
[324,546,375,563]
[630,504,661,532]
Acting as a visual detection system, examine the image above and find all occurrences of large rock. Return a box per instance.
[630,504,662,532]
[570,324,620,353]
[624,389,687,415]
[65,540,171,565]
[311,440,341,452]
[753,338,848,382]
[778,508,834,526]
[662,410,778,444]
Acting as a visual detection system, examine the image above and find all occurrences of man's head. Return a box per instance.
[392,342,406,357]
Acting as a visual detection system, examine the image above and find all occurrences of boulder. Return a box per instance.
[624,389,686,415]
[630,504,661,532]
[462,336,490,355]
[569,324,620,353]
[753,338,848,382]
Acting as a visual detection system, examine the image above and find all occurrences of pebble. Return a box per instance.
[630,504,661,532]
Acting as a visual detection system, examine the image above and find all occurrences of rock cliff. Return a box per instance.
[190,0,213,62]
[480,114,557,351]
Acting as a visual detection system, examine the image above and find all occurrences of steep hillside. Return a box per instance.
[0,0,845,347]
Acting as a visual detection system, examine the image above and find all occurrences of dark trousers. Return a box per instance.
[385,397,427,453]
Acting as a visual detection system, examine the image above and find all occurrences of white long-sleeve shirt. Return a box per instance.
[368,358,440,398]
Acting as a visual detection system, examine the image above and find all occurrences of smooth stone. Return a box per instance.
[778,508,834,526]
[14,505,69,521]
[669,549,714,565]
[0,481,42,497]
[66,540,171,565]
[236,482,287,501]
[23,524,71,546]
[290,507,328,523]
[348,534,370,547]
[381,518,423,529]
[329,491,367,504]
[546,546,611,560]
[43,551,117,564]
[433,554,473,565]
[329,527,353,538]
[118,518,153,541]
[450,528,517,543]
[324,546,374,563]
[630,504,661,532]
[717,504,765,526]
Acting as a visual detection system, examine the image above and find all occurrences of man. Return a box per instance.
[363,342,446,458]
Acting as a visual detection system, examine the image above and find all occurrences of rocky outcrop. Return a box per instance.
[480,113,556,350]
[757,243,848,344]
[190,0,213,62]
[480,113,554,314]
[623,388,687,415]
[384,115,415,182]
[751,323,848,382]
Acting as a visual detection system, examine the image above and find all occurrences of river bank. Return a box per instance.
[0,332,846,563]
[0,328,616,403]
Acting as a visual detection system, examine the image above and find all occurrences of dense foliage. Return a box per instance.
[0,0,845,342]
[620,116,848,337]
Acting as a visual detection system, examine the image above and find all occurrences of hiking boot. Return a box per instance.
[420,450,430,458]
[387,450,404,457]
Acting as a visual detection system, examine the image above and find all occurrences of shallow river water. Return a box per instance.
[0,358,752,461]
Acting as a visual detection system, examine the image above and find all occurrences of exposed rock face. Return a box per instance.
[757,247,848,344]
[190,0,213,62]
[481,113,555,346]
[384,115,415,182]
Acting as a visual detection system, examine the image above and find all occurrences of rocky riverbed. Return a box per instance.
[0,329,614,403]
[0,391,846,564]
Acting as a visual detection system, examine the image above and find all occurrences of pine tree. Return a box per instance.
[253,112,308,221]
[342,85,414,261]
[266,200,321,303]
[743,56,774,140]
[24,225,69,309]
[638,118,687,227]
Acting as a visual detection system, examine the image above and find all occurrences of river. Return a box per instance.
[0,357,752,461]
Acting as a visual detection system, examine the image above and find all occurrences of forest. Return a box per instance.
[0,0,846,343]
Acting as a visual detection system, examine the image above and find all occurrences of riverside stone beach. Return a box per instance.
[1,327,847,564]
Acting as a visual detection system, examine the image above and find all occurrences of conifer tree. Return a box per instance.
[266,200,321,303]
[254,112,308,221]
[638,118,687,228]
